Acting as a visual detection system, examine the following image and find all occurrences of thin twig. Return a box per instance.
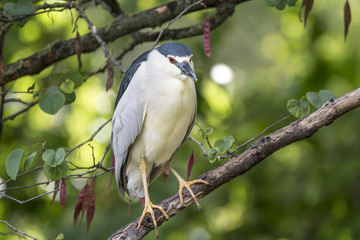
[152,0,204,48]
[88,143,96,166]
[189,135,207,157]
[0,220,39,240]
[0,91,35,95]
[1,179,51,192]
[4,98,32,104]
[75,5,125,73]
[100,142,112,165]
[0,189,58,204]
[0,1,76,24]
[236,114,293,149]
[65,118,111,157]
[0,100,39,122]
[65,167,112,179]
[0,166,43,186]
[195,123,213,148]
[84,36,143,82]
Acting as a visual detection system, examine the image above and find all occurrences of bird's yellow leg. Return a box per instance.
[138,157,169,237]
[167,164,209,211]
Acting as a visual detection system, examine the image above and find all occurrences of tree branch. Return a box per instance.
[0,220,39,240]
[108,88,360,240]
[0,0,247,86]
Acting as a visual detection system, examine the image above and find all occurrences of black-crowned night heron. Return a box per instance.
[111,42,208,236]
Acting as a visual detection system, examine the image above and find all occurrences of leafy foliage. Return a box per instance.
[39,86,66,115]
[287,90,335,118]
[42,148,66,167]
[55,233,65,240]
[60,79,75,94]
[5,149,23,180]
[3,0,33,27]
[43,161,69,181]
[264,0,297,10]
[306,90,335,108]
[287,97,310,118]
[23,152,36,170]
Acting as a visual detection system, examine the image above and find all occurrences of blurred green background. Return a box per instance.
[1,0,360,239]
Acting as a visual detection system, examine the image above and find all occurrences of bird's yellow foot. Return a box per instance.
[138,199,169,238]
[177,178,209,211]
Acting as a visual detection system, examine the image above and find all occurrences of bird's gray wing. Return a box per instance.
[112,51,150,197]
[148,106,197,185]
[114,50,150,108]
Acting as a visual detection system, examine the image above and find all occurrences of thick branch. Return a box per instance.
[0,0,247,86]
[109,88,360,240]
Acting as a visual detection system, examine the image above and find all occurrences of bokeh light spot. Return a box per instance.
[210,63,234,85]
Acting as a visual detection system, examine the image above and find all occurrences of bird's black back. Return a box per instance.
[114,50,151,108]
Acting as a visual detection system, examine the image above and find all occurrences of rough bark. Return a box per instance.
[108,88,360,240]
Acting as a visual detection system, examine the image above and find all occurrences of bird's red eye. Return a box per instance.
[168,57,175,64]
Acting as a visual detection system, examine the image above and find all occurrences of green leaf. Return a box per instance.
[287,97,310,118]
[64,91,76,105]
[42,148,65,167]
[264,0,297,10]
[306,92,322,108]
[319,90,335,104]
[42,140,47,149]
[208,148,218,162]
[55,233,64,240]
[306,90,336,109]
[214,136,235,153]
[60,79,75,94]
[6,149,24,180]
[55,148,66,165]
[3,0,33,27]
[3,0,33,15]
[42,149,55,166]
[39,86,65,115]
[43,161,69,181]
[214,139,225,148]
[24,152,37,170]
[65,71,83,88]
[204,127,213,135]
[50,72,64,83]
[222,136,235,152]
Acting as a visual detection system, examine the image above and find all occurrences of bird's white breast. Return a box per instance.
[125,52,197,198]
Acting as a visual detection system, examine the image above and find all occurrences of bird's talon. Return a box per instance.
[137,201,169,235]
[177,179,209,210]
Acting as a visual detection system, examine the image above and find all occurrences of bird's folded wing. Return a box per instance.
[112,79,147,197]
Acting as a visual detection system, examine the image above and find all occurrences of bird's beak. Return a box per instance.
[177,61,197,82]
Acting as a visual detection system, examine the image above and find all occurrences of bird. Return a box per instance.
[111,42,208,237]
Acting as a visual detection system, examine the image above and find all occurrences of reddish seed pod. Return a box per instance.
[162,167,170,182]
[86,188,96,233]
[344,0,351,40]
[204,15,212,57]
[187,152,195,181]
[74,183,88,225]
[106,59,114,91]
[75,30,82,71]
[60,178,66,209]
